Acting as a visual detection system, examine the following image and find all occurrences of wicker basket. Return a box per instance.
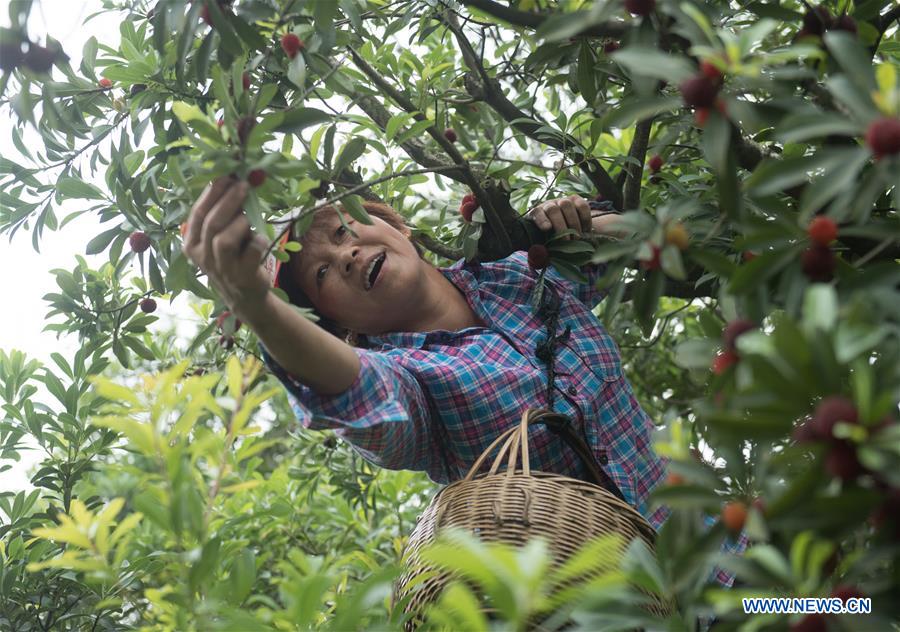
[394,407,671,628]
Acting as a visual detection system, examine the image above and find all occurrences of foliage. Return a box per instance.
[1,0,899,630]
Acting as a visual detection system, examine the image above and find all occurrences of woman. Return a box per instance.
[182,175,743,586]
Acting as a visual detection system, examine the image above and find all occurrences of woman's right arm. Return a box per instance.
[182,175,360,395]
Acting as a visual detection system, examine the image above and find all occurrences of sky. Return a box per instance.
[0,1,197,491]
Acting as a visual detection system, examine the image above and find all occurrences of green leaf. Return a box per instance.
[333,137,366,176]
[603,96,681,129]
[610,47,694,83]
[85,226,120,255]
[56,177,105,200]
[823,31,878,94]
[276,107,332,134]
[777,111,862,144]
[287,53,306,90]
[340,195,373,225]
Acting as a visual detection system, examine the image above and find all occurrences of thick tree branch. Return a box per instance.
[346,47,513,255]
[442,12,624,209]
[623,118,653,210]
[458,0,627,39]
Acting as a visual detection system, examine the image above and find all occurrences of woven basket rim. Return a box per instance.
[431,469,653,534]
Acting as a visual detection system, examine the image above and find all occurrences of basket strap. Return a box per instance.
[464,425,518,481]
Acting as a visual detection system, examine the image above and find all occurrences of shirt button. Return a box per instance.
[567,385,578,396]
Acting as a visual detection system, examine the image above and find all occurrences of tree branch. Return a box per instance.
[441,12,624,209]
[623,118,653,210]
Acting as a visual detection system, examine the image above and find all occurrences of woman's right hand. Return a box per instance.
[182,176,273,321]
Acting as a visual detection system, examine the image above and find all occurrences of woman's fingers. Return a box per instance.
[184,177,233,253]
[569,195,592,233]
[211,210,253,265]
[556,198,581,240]
[200,181,249,266]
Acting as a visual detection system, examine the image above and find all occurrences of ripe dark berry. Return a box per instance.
[311,182,330,199]
[712,350,738,374]
[722,319,756,352]
[200,3,213,25]
[527,244,550,270]
[242,72,251,91]
[825,441,864,481]
[791,614,827,632]
[139,297,157,313]
[865,117,900,159]
[247,169,267,187]
[280,33,303,59]
[803,6,833,36]
[648,154,663,173]
[812,396,858,440]
[832,15,857,34]
[460,200,478,223]
[830,585,865,603]
[801,245,836,282]
[639,244,661,271]
[22,44,57,73]
[443,128,457,143]
[98,77,112,88]
[236,116,256,146]
[624,0,655,17]
[129,83,146,96]
[603,41,620,54]
[699,60,723,83]
[219,334,235,350]
[808,216,838,246]
[694,107,710,127]
[680,74,720,108]
[0,40,25,72]
[129,231,151,253]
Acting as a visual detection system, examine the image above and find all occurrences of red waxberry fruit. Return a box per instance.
[665,472,685,486]
[830,585,865,603]
[98,77,112,88]
[129,231,151,253]
[216,311,242,333]
[742,250,757,262]
[832,15,857,34]
[694,107,710,127]
[801,245,836,282]
[639,244,661,271]
[603,41,620,54]
[722,319,756,353]
[462,193,477,206]
[792,418,818,444]
[812,396,858,440]
[865,117,900,159]
[247,169,267,187]
[236,116,256,146]
[242,72,251,91]
[712,350,739,375]
[443,128,457,143]
[699,60,723,83]
[0,40,25,72]
[826,441,864,481]
[648,154,663,173]
[721,501,747,534]
[280,33,303,59]
[527,244,551,270]
[217,117,224,128]
[22,44,57,73]
[803,6,833,36]
[460,200,478,223]
[680,74,720,108]
[808,216,838,246]
[791,614,827,632]
[624,0,655,17]
[200,3,212,25]
[139,297,157,313]
[219,334,235,350]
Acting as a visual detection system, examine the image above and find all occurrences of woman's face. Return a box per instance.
[289,209,428,335]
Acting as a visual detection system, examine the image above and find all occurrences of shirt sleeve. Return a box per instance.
[257,340,441,474]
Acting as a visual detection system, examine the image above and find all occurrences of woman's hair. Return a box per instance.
[276,200,428,345]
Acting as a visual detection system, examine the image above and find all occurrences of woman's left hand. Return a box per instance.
[525,195,592,240]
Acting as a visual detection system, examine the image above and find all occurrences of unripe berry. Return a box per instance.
[808,216,838,246]
[721,501,747,534]
[247,169,267,187]
[664,222,689,250]
[280,33,303,59]
[527,244,550,270]
[865,117,900,159]
[129,231,151,253]
[98,77,112,88]
[139,297,157,313]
